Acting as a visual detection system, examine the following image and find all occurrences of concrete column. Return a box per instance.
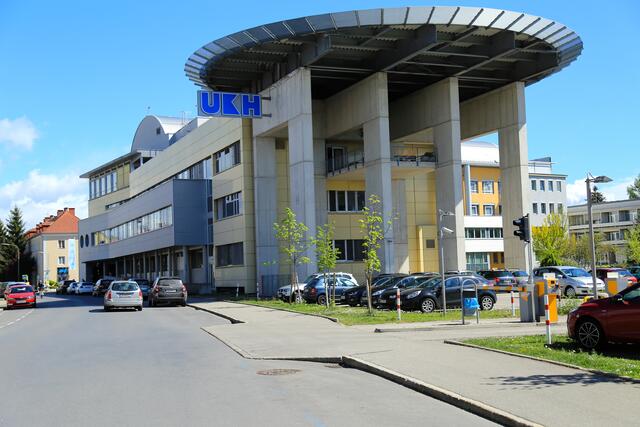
[463,163,472,216]
[392,179,409,273]
[499,82,529,271]
[142,254,147,280]
[434,78,466,271]
[253,136,279,282]
[183,246,190,284]
[314,138,327,228]
[288,113,317,277]
[363,116,394,273]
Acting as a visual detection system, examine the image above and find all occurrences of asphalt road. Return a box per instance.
[0,294,495,427]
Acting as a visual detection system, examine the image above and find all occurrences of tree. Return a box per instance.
[627,175,640,200]
[359,194,391,314]
[1,207,35,281]
[566,232,615,268]
[591,185,606,203]
[313,223,340,307]
[532,213,571,266]
[626,224,640,265]
[273,208,310,303]
[0,219,7,274]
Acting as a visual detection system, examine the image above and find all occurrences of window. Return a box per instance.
[539,180,545,191]
[95,206,173,246]
[541,203,547,214]
[190,249,204,269]
[334,239,365,261]
[327,190,365,212]
[216,242,244,267]
[548,181,554,191]
[549,203,555,213]
[58,240,65,249]
[531,180,537,191]
[425,239,435,249]
[471,204,479,216]
[470,180,478,193]
[558,203,563,214]
[465,228,503,239]
[483,205,495,216]
[466,252,489,271]
[482,181,494,194]
[58,256,65,265]
[215,141,240,173]
[557,181,562,192]
[215,192,242,220]
[79,236,84,248]
[619,210,631,222]
[601,212,613,223]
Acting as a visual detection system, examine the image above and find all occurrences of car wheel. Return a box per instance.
[565,287,576,298]
[103,306,110,312]
[181,301,187,307]
[317,294,327,305]
[138,305,143,311]
[576,319,605,350]
[479,295,494,311]
[348,302,357,307]
[420,298,436,313]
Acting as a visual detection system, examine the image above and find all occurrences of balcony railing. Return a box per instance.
[326,147,436,175]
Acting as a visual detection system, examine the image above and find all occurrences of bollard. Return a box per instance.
[510,290,516,317]
[256,282,260,301]
[236,282,239,299]
[396,287,401,321]
[544,285,552,345]
[475,283,479,324]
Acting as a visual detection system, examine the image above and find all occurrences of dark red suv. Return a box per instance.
[568,283,640,349]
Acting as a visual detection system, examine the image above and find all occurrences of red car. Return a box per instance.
[4,283,37,309]
[594,268,638,286]
[568,283,640,349]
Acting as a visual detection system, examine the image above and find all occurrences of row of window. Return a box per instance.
[570,210,639,226]
[89,170,118,200]
[215,192,242,220]
[470,180,499,194]
[531,179,562,192]
[176,158,213,180]
[80,206,173,247]
[215,141,241,174]
[532,202,563,215]
[470,204,500,216]
[465,228,503,239]
[328,190,366,212]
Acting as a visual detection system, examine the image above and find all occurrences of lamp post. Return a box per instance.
[586,174,612,299]
[438,209,455,315]
[1,242,20,280]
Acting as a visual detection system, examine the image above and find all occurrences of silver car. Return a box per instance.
[104,281,143,311]
[533,266,605,298]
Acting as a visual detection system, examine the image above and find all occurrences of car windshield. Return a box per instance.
[512,271,528,277]
[561,268,590,278]
[134,280,149,286]
[615,270,632,277]
[111,282,139,291]
[9,285,33,293]
[158,279,182,287]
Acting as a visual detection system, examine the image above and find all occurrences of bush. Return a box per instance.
[558,298,582,315]
[47,280,58,288]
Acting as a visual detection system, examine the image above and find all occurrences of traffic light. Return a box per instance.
[513,214,530,242]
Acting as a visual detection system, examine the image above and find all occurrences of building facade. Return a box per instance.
[26,208,80,284]
[461,142,567,271]
[79,6,581,294]
[568,199,640,264]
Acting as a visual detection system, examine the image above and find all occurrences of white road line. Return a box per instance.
[0,309,34,330]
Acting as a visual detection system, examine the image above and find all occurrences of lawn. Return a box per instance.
[464,335,640,380]
[239,299,516,326]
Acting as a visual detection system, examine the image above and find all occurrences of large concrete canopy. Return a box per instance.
[185,6,582,101]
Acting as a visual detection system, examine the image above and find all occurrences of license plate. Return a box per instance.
[17,300,27,303]
[164,289,177,293]
[380,299,386,303]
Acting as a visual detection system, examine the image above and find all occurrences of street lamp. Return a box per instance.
[1,242,20,280]
[438,209,455,315]
[586,173,612,299]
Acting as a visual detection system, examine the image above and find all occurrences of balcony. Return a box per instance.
[326,146,436,180]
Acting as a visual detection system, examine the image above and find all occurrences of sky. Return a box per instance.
[1,0,639,228]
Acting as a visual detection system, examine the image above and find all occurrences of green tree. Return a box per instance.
[273,207,311,303]
[359,194,391,314]
[313,223,340,307]
[591,185,606,203]
[532,213,570,266]
[627,175,640,200]
[626,224,640,265]
[0,219,7,274]
[566,232,615,268]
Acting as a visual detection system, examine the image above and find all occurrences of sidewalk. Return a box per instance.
[191,301,639,427]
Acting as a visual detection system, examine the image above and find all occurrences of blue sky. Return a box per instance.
[1,0,638,227]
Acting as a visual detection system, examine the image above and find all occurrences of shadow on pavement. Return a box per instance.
[30,294,102,310]
[490,372,639,389]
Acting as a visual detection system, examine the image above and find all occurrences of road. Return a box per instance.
[0,294,495,427]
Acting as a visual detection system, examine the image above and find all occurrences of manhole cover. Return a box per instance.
[256,369,301,376]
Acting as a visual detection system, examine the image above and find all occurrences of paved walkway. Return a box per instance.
[191,301,639,427]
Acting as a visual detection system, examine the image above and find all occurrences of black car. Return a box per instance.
[148,277,187,307]
[375,274,438,309]
[56,280,76,295]
[302,276,358,305]
[477,270,516,290]
[361,275,409,306]
[343,274,405,306]
[92,278,113,296]
[399,275,496,313]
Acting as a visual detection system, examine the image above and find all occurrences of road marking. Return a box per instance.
[0,309,34,330]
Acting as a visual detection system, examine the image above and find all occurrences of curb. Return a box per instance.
[341,356,542,427]
[188,304,245,324]
[444,340,640,384]
[226,300,341,324]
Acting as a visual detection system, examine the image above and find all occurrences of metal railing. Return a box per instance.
[326,148,436,175]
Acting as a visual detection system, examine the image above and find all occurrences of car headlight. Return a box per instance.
[406,291,421,299]
[373,290,383,296]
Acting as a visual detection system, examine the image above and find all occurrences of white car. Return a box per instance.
[75,282,94,295]
[276,272,358,301]
[67,282,79,294]
[104,281,143,311]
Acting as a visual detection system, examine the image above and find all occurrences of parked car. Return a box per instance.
[592,268,638,286]
[0,282,22,298]
[92,278,114,296]
[104,281,143,311]
[302,276,358,305]
[67,282,79,294]
[4,283,36,309]
[567,283,640,349]
[399,275,496,313]
[342,274,403,307]
[276,272,357,302]
[75,282,95,295]
[534,266,605,298]
[131,278,151,299]
[477,270,517,289]
[148,277,187,307]
[508,269,529,286]
[360,275,409,306]
[376,274,438,309]
[628,266,640,281]
[56,280,76,295]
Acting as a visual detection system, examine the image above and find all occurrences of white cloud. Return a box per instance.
[0,170,87,229]
[566,176,635,206]
[0,117,39,150]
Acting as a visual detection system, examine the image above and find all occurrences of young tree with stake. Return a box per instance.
[273,208,310,303]
[313,223,340,307]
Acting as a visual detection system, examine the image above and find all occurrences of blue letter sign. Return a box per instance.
[198,91,262,118]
